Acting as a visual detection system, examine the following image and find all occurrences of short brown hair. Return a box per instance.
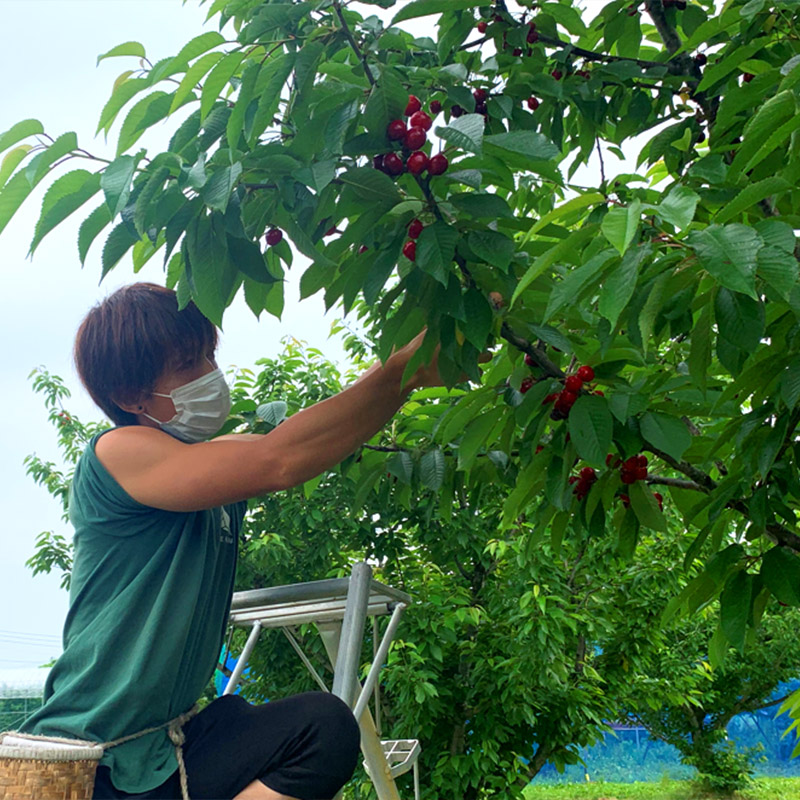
[74,283,218,426]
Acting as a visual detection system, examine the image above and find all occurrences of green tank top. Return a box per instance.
[21,429,247,794]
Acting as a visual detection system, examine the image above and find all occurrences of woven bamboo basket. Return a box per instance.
[0,734,103,800]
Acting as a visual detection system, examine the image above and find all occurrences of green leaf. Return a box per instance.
[715,177,791,225]
[170,51,225,114]
[720,570,752,653]
[78,203,113,265]
[339,167,402,211]
[462,288,493,351]
[511,224,598,306]
[0,169,35,236]
[696,38,768,91]
[598,244,646,328]
[24,131,78,187]
[688,301,712,392]
[416,222,457,285]
[435,114,485,154]
[201,51,246,122]
[202,162,243,213]
[30,170,101,254]
[640,412,692,462]
[484,130,560,161]
[420,448,446,491]
[0,119,44,154]
[227,235,274,284]
[97,78,151,136]
[567,395,613,468]
[184,213,238,326]
[363,70,407,134]
[392,0,485,24]
[601,199,641,255]
[97,41,146,65]
[761,547,800,606]
[757,246,799,300]
[654,185,698,231]
[100,155,137,220]
[467,230,514,270]
[386,451,414,484]
[101,222,140,277]
[226,59,260,148]
[458,407,503,471]
[779,357,800,410]
[689,224,761,299]
[256,400,288,427]
[172,31,226,67]
[449,192,513,220]
[714,288,764,352]
[524,192,604,240]
[116,91,174,156]
[543,250,615,323]
[629,481,667,532]
[0,145,32,191]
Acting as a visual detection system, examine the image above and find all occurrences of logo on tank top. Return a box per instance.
[219,507,234,545]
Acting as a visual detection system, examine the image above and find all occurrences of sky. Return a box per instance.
[0,0,625,678]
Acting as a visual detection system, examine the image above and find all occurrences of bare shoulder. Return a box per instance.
[95,426,181,471]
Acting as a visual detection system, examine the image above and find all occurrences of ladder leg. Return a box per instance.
[223,621,262,696]
[332,562,372,706]
[319,622,402,800]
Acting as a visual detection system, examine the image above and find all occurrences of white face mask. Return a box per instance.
[144,365,231,443]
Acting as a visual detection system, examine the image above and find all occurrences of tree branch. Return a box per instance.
[332,0,374,86]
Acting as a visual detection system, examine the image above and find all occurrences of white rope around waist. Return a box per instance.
[0,704,198,800]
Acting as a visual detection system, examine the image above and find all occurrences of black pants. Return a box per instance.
[92,692,361,800]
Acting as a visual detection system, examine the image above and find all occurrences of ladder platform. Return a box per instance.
[229,577,412,629]
[379,739,421,779]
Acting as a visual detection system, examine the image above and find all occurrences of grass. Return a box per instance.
[523,777,800,800]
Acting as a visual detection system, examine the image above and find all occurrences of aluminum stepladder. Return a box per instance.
[222,562,421,800]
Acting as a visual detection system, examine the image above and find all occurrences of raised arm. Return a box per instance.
[95,336,438,512]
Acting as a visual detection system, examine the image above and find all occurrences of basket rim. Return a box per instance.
[0,744,104,762]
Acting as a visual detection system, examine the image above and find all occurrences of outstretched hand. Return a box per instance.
[394,330,491,391]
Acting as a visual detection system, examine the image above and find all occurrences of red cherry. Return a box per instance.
[569,476,579,485]
[475,100,487,115]
[473,88,487,102]
[637,455,648,467]
[451,104,464,118]
[403,126,427,151]
[580,467,596,480]
[520,376,535,394]
[477,20,488,33]
[527,28,539,43]
[594,390,604,396]
[428,154,449,175]
[694,53,707,66]
[636,467,648,481]
[513,48,523,56]
[409,111,433,131]
[576,365,595,382]
[407,151,429,175]
[408,219,424,239]
[551,69,563,81]
[653,492,663,510]
[402,240,416,261]
[265,228,283,246]
[743,72,755,83]
[382,152,404,175]
[358,245,368,254]
[624,457,639,469]
[386,119,407,141]
[564,375,583,392]
[542,393,558,405]
[430,100,442,114]
[405,95,421,116]
[535,445,544,454]
[620,494,631,507]
[557,390,578,409]
[524,354,536,367]
[621,473,636,485]
[324,225,338,236]
[373,154,385,171]
[527,96,540,111]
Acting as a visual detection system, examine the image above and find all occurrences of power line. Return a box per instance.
[0,629,61,642]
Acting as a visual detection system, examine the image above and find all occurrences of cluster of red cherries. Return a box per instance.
[569,467,597,501]
[373,95,449,179]
[520,364,597,421]
[401,218,424,262]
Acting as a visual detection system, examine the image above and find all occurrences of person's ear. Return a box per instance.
[114,397,147,416]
